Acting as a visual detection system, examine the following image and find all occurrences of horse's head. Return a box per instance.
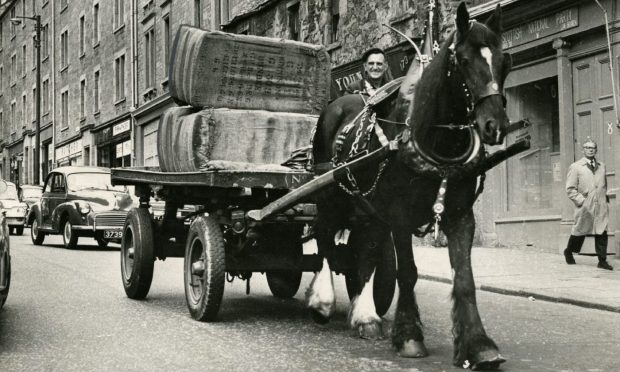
[451,3,511,145]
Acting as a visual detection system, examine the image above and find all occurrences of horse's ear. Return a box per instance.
[455,2,470,43]
[501,52,512,83]
[485,4,503,34]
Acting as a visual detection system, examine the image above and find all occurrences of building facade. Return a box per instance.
[1,0,619,257]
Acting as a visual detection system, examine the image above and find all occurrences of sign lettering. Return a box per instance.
[502,8,578,49]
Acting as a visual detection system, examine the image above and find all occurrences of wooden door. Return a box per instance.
[572,52,616,253]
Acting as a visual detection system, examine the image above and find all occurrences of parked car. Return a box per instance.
[27,166,132,249]
[19,184,43,209]
[0,180,28,235]
[0,212,10,309]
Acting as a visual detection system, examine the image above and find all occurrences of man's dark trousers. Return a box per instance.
[566,231,608,262]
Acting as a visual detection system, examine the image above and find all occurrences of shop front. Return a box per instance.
[7,141,23,186]
[93,117,132,169]
[55,138,83,167]
[132,94,177,167]
[472,0,620,255]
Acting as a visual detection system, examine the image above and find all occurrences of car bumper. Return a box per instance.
[4,217,25,227]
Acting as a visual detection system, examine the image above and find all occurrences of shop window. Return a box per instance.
[505,77,560,213]
[288,2,300,41]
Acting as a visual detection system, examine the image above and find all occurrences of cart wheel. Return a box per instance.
[121,208,155,299]
[31,218,45,245]
[344,231,396,317]
[266,270,302,299]
[184,215,225,321]
[14,226,23,236]
[265,226,303,298]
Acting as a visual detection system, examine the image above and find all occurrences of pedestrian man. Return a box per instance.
[345,48,393,96]
[563,138,613,270]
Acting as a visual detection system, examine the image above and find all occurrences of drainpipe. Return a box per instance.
[130,0,138,165]
[593,0,620,129]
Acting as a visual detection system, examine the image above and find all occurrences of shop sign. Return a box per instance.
[56,139,82,160]
[502,7,578,49]
[112,120,131,136]
[116,140,131,158]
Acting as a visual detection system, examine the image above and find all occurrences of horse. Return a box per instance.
[306,3,511,369]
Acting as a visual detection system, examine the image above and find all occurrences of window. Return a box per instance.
[10,8,15,39]
[94,70,100,112]
[505,77,559,213]
[219,0,230,26]
[194,0,202,28]
[79,16,85,55]
[330,0,339,44]
[80,79,86,118]
[32,87,36,121]
[93,3,100,45]
[114,0,124,29]
[10,102,16,133]
[22,94,26,127]
[22,45,26,77]
[164,15,170,77]
[0,24,3,49]
[145,28,155,88]
[60,30,68,68]
[115,54,125,100]
[288,2,300,41]
[42,24,49,59]
[42,78,49,113]
[0,66,3,90]
[32,37,36,68]
[10,54,16,85]
[61,90,69,127]
[22,0,25,18]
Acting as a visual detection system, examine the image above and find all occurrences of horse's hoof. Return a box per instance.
[358,322,383,340]
[470,350,506,371]
[310,309,330,325]
[397,340,429,358]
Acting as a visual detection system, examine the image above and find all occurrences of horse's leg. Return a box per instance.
[391,227,428,358]
[347,225,386,340]
[305,210,339,324]
[443,210,505,370]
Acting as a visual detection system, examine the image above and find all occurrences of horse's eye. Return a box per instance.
[459,57,470,66]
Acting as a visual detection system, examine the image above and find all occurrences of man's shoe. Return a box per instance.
[597,261,613,271]
[564,248,576,265]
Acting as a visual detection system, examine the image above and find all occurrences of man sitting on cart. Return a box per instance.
[345,47,394,97]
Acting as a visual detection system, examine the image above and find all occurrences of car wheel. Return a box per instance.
[14,226,23,236]
[96,237,109,248]
[0,249,10,310]
[31,218,45,245]
[62,220,79,249]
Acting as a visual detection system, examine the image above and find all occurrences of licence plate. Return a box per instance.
[104,230,123,239]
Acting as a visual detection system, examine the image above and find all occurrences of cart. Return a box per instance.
[111,150,399,322]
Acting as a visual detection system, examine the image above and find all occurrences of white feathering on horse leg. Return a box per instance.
[306,258,336,319]
[348,269,381,327]
[334,229,351,245]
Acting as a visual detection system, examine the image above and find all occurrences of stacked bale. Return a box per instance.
[158,108,317,172]
[169,25,330,115]
[159,27,330,173]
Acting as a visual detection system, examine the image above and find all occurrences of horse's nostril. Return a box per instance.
[485,120,494,135]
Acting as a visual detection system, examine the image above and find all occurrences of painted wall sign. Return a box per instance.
[502,7,578,49]
[112,120,131,136]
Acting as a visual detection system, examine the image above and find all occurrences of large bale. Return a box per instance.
[169,25,331,115]
[157,106,198,171]
[157,108,317,172]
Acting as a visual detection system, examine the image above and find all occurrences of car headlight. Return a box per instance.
[76,201,91,214]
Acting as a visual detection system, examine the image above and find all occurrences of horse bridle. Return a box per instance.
[412,25,506,167]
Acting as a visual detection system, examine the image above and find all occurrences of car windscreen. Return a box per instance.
[22,188,42,199]
[66,173,126,192]
[0,185,19,200]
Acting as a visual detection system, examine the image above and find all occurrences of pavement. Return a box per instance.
[414,246,620,313]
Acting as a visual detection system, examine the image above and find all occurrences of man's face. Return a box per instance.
[583,142,597,159]
[364,53,387,81]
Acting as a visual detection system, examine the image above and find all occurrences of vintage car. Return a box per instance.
[0,200,11,309]
[0,180,29,235]
[27,166,132,249]
[19,184,43,209]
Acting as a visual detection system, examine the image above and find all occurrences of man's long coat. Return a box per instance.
[566,157,609,236]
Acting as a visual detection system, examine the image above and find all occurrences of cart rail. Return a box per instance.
[111,166,314,190]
